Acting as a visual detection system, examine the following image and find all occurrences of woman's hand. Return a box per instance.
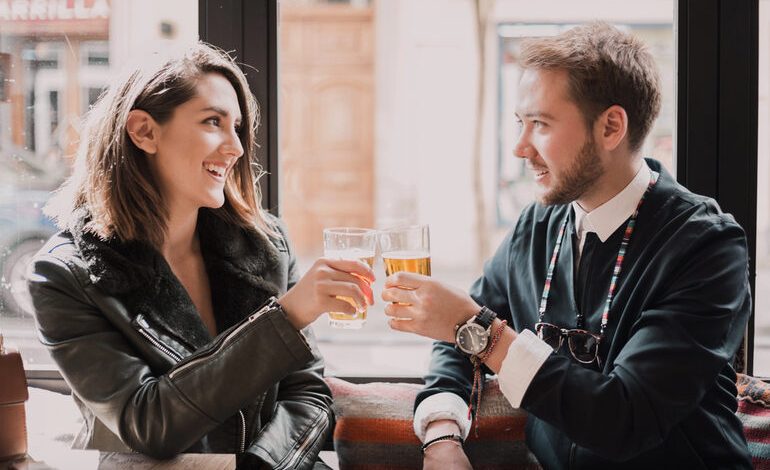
[278,258,375,330]
[381,272,480,343]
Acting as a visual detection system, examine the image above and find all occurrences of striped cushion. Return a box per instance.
[326,377,540,470]
[737,373,770,469]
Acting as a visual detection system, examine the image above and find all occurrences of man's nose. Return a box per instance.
[513,134,534,159]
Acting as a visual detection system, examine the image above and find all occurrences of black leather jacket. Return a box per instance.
[27,208,333,469]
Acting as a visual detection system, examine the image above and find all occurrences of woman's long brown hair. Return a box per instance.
[46,42,274,247]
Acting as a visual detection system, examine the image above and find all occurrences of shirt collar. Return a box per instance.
[571,161,651,243]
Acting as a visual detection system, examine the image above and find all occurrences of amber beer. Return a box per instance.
[327,253,375,327]
[383,251,431,276]
[379,224,431,278]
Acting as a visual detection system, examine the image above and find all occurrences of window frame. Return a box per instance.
[199,0,280,214]
[676,0,758,374]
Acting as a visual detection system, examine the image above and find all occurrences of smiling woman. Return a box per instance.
[126,74,246,222]
[23,42,373,469]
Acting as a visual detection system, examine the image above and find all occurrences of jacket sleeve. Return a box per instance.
[415,227,518,410]
[520,216,751,461]
[28,252,316,460]
[242,327,333,470]
[241,220,334,470]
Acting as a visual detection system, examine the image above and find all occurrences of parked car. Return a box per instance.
[0,188,57,318]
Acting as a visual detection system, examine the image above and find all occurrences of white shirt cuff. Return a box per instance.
[412,392,472,442]
[498,328,553,408]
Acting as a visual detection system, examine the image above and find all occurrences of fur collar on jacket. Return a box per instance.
[69,207,283,351]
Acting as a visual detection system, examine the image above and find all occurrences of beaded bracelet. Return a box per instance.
[420,434,463,454]
[468,319,508,437]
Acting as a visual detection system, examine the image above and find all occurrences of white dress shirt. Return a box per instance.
[413,161,652,442]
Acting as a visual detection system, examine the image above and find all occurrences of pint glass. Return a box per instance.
[323,227,377,329]
[379,224,431,276]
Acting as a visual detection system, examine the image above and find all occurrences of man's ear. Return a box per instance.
[126,110,160,155]
[595,105,628,152]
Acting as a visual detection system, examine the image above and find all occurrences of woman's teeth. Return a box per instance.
[203,163,225,177]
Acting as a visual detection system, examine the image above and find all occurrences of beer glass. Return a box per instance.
[323,227,377,329]
[379,224,431,277]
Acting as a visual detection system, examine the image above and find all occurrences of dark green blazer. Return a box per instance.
[417,159,752,469]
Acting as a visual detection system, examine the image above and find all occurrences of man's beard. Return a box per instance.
[539,137,604,206]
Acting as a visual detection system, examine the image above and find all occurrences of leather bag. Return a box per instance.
[0,337,28,462]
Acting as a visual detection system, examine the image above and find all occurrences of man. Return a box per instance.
[382,22,752,468]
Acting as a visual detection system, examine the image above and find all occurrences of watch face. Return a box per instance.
[456,323,489,355]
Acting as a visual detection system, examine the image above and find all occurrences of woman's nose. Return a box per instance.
[222,130,244,158]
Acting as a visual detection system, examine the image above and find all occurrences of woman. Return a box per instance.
[27,43,374,469]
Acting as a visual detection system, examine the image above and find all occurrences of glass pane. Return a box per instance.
[0,0,198,370]
[278,0,676,376]
[755,0,770,376]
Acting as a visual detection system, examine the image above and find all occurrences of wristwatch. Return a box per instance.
[454,307,497,356]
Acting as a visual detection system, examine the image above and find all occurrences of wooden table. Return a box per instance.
[9,388,338,469]
[2,451,235,469]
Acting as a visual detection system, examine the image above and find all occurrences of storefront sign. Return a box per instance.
[0,0,110,22]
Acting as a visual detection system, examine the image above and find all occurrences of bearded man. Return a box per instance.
[381,22,752,469]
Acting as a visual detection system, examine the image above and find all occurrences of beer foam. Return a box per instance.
[325,249,376,260]
[381,250,430,259]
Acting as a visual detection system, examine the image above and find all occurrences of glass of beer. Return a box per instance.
[323,227,377,329]
[379,224,431,277]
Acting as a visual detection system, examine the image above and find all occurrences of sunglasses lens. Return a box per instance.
[568,333,599,363]
[537,324,562,351]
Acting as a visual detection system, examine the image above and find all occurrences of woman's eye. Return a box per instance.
[205,117,220,126]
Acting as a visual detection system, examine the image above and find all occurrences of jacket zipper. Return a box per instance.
[168,308,264,380]
[238,410,246,453]
[569,442,576,469]
[137,328,183,362]
[278,410,327,470]
[140,321,254,455]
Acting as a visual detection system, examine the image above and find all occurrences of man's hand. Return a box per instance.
[422,420,472,470]
[381,272,480,342]
[423,440,472,470]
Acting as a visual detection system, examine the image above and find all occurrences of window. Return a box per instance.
[278,0,675,377]
[0,0,198,373]
[1,0,758,384]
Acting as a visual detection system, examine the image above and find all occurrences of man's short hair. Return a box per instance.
[519,22,662,154]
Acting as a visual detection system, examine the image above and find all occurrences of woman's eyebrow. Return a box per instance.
[200,106,242,122]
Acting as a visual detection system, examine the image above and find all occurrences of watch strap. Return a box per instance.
[473,306,496,329]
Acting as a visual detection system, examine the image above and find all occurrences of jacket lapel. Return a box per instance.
[197,210,282,333]
[71,208,283,351]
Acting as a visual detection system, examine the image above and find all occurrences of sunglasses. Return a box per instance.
[535,322,603,366]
